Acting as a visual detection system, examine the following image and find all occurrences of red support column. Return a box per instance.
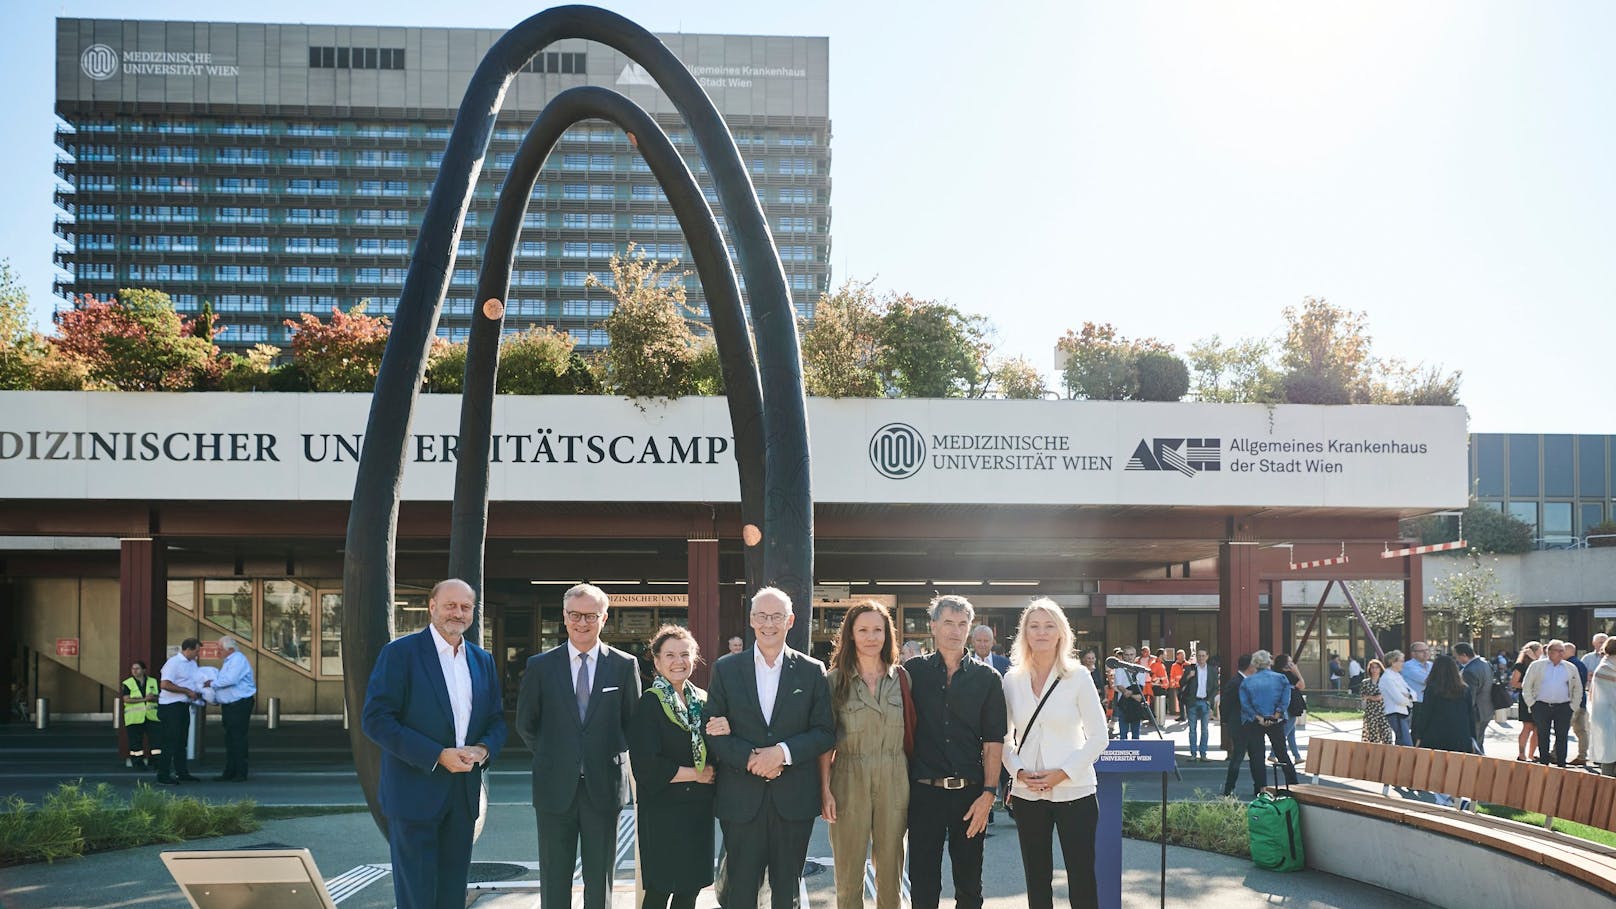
[1403,554,1425,647]
[119,538,165,759]
[1217,542,1261,669]
[1267,580,1285,656]
[687,539,720,687]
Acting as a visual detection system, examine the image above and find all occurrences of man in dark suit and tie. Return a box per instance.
[361,579,507,909]
[517,583,641,909]
[703,587,835,909]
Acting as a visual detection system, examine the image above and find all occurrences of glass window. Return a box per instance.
[203,580,254,640]
[1507,501,1538,534]
[167,580,194,611]
[1581,436,1608,498]
[1474,435,1506,497]
[393,588,432,638]
[1544,435,1574,497]
[262,581,313,670]
[1582,503,1606,536]
[1508,436,1539,497]
[1543,502,1573,536]
[320,592,343,676]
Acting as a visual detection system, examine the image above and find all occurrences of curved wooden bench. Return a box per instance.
[1296,737,1616,902]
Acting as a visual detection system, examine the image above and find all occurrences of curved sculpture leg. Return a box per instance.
[344,5,809,835]
[448,86,766,645]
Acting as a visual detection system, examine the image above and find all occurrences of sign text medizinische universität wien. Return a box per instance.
[0,393,1469,509]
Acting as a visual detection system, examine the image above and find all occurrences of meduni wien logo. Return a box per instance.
[81,44,119,80]
[1126,438,1220,477]
[869,423,926,480]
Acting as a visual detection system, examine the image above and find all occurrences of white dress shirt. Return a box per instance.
[754,646,793,764]
[158,652,200,705]
[431,624,473,748]
[567,639,604,697]
[213,650,257,704]
[1002,663,1109,802]
[1195,663,1210,699]
[1536,660,1574,704]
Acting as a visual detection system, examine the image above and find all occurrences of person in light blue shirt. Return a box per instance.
[1235,651,1296,796]
[212,635,257,782]
[1401,642,1432,737]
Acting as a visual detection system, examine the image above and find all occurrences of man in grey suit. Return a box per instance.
[1454,643,1493,749]
[516,583,641,909]
[703,587,835,909]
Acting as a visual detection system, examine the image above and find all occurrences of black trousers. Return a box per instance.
[1221,723,1246,795]
[718,785,814,909]
[538,782,621,909]
[155,702,190,779]
[1237,721,1296,796]
[642,891,697,909]
[907,783,986,909]
[220,696,254,779]
[1010,795,1099,909]
[126,721,158,759]
[388,773,476,909]
[1533,701,1573,766]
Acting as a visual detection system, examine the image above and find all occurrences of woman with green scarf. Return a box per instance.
[630,625,717,909]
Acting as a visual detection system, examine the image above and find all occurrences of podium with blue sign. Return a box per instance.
[1094,739,1177,909]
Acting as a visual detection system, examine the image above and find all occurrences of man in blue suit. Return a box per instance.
[362,579,506,909]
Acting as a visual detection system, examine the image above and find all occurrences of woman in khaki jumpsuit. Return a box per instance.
[818,601,909,909]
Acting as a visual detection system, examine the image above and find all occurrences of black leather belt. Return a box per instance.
[916,777,972,790]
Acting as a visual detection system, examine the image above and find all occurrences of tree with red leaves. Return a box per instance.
[284,303,393,392]
[52,288,216,390]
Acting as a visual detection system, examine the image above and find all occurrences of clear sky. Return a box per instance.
[4,1,1612,432]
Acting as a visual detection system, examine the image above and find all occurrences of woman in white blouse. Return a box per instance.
[1378,650,1415,746]
[1001,598,1109,909]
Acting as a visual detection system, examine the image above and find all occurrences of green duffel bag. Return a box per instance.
[1247,790,1304,872]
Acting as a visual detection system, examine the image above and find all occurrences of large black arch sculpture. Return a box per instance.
[448,85,766,639]
[342,6,813,833]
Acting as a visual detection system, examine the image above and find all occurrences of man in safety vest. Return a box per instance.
[121,660,161,769]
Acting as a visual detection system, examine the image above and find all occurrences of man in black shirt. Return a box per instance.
[904,595,1007,909]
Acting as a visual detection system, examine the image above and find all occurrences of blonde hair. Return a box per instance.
[1517,641,1542,664]
[1009,598,1080,677]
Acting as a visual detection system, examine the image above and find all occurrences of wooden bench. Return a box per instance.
[1295,737,1616,904]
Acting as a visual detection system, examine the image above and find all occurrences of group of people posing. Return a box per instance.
[362,582,1111,909]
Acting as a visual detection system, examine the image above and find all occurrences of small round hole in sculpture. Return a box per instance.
[482,298,506,320]
[742,524,763,547]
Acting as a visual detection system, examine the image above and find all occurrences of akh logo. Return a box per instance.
[616,63,655,86]
[1125,438,1220,477]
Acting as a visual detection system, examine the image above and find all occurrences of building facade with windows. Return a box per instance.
[1470,433,1615,546]
[53,18,832,348]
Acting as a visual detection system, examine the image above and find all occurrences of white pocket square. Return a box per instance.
[603,686,620,693]
[793,689,804,695]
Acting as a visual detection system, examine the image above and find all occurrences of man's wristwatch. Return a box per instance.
[982,786,997,797]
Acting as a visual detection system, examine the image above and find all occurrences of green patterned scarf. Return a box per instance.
[653,675,707,772]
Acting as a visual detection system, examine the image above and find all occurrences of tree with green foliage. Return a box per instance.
[0,260,46,390]
[1187,335,1283,403]
[1279,297,1373,404]
[217,344,281,392]
[284,303,392,392]
[799,279,884,398]
[1428,556,1516,635]
[1406,501,1534,555]
[876,294,987,398]
[1056,322,1186,401]
[1134,350,1190,401]
[52,289,216,391]
[430,326,602,395]
[1350,580,1407,631]
[194,300,216,344]
[594,244,711,398]
[991,356,1047,399]
[1587,521,1616,548]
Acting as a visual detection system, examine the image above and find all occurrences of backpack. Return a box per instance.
[1248,789,1305,872]
[1490,666,1514,710]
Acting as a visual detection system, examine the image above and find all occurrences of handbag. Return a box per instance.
[1287,688,1307,717]
[897,665,916,758]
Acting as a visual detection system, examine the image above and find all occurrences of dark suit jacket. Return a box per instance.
[703,646,834,823]
[516,642,641,812]
[1461,656,1493,726]
[1180,662,1220,703]
[360,627,507,822]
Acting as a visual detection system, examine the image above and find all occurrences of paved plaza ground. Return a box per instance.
[0,704,1504,908]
